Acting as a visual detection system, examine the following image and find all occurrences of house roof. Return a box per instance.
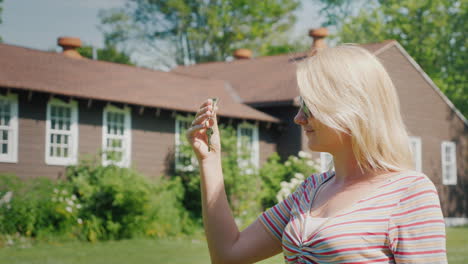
[174,53,302,105]
[173,41,396,105]
[0,43,279,123]
[174,40,467,126]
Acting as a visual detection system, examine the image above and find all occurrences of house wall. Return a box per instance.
[377,46,467,218]
[255,105,303,161]
[0,89,279,180]
[258,124,277,167]
[0,90,179,179]
[0,92,67,179]
[131,108,175,179]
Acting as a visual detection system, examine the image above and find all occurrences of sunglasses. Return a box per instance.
[300,97,312,118]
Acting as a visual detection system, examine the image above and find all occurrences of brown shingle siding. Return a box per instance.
[0,91,66,179]
[258,125,277,166]
[132,110,175,178]
[0,89,280,181]
[77,100,104,158]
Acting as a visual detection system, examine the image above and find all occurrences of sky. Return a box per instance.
[0,0,325,64]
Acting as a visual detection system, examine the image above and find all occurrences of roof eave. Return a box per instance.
[1,84,280,124]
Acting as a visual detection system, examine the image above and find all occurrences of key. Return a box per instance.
[207,98,218,152]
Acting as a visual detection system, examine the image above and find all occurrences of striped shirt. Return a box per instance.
[259,170,447,263]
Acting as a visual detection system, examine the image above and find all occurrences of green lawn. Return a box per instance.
[1,227,466,263]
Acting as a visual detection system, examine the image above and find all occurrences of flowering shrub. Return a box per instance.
[259,151,321,209]
[0,162,194,242]
[66,160,193,241]
[51,188,82,227]
[0,174,79,239]
[276,172,305,202]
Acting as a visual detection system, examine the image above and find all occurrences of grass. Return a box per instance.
[0,227,466,264]
[446,226,468,263]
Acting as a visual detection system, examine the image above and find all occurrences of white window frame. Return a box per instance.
[320,152,334,172]
[102,104,131,167]
[0,93,19,163]
[174,115,197,172]
[409,136,422,172]
[441,141,457,185]
[237,122,259,174]
[45,98,79,166]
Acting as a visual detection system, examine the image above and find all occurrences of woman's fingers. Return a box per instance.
[192,111,212,126]
[188,98,219,138]
[194,106,218,122]
[195,99,215,117]
[195,98,219,116]
[185,123,206,139]
[192,106,218,126]
[195,105,212,119]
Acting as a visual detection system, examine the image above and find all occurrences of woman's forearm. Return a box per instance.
[199,156,240,264]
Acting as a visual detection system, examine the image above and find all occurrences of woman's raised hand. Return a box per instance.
[185,99,221,161]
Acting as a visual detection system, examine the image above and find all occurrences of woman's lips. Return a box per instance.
[305,129,315,133]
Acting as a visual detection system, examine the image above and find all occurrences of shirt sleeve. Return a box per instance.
[258,176,312,242]
[388,175,448,263]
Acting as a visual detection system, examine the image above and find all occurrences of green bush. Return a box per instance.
[66,160,194,241]
[0,174,79,239]
[145,176,196,238]
[0,161,196,242]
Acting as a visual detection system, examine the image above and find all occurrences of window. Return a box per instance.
[45,98,78,165]
[175,115,196,171]
[409,136,422,172]
[320,152,334,172]
[237,122,259,174]
[441,141,457,185]
[0,94,18,163]
[102,104,131,167]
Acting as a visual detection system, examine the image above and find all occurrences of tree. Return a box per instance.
[0,0,3,42]
[98,0,300,69]
[77,45,134,66]
[259,36,310,56]
[315,0,467,118]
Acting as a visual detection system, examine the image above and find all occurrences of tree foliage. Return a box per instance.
[316,0,467,118]
[99,0,300,69]
[77,45,134,66]
[0,0,3,42]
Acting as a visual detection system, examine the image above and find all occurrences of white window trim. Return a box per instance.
[409,136,422,172]
[174,115,197,172]
[0,93,19,163]
[102,104,131,167]
[441,141,457,185]
[237,122,259,174]
[45,98,79,166]
[320,152,334,173]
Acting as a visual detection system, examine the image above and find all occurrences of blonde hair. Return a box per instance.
[296,45,414,173]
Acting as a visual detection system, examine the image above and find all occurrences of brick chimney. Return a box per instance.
[308,28,328,56]
[57,37,82,59]
[233,49,252,59]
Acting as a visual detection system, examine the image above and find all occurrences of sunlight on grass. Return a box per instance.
[0,227,466,263]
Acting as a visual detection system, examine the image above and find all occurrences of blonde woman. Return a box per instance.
[186,45,447,263]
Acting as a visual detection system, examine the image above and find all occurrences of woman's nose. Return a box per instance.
[294,110,308,125]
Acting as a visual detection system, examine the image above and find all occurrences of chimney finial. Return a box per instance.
[57,37,83,59]
[308,28,328,56]
[233,49,252,59]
